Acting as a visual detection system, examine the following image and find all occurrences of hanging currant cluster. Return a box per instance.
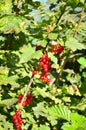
[38,54,51,83]
[12,110,23,130]
[18,94,32,106]
[50,44,64,55]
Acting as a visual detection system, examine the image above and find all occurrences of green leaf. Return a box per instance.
[82,72,86,78]
[0,67,9,75]
[62,113,86,130]
[48,52,57,64]
[38,40,47,47]
[0,98,17,107]
[46,0,58,4]
[80,79,86,94]
[34,87,51,98]
[32,124,39,130]
[48,33,58,40]
[0,114,6,121]
[79,0,85,4]
[66,74,79,84]
[0,0,12,15]
[65,37,85,51]
[32,102,47,118]
[0,36,5,41]
[39,125,50,130]
[0,125,4,130]
[0,74,19,86]
[32,50,42,59]
[48,105,71,121]
[1,120,14,130]
[0,15,29,34]
[20,45,35,63]
[69,0,79,7]
[77,57,86,68]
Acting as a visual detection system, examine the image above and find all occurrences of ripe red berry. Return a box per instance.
[40,75,51,83]
[26,94,32,104]
[18,94,23,103]
[32,70,38,75]
[51,44,64,55]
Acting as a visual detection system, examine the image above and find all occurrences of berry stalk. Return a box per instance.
[20,75,34,106]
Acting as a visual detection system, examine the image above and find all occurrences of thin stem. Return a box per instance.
[17,0,21,9]
[56,5,66,25]
[14,0,21,14]
[58,56,68,76]
[73,8,84,38]
[4,34,14,50]
[56,7,84,81]
[43,5,66,54]
[43,38,50,55]
[20,76,34,106]
[22,63,30,74]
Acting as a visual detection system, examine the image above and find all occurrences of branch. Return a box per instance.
[20,76,34,106]
[14,0,21,14]
[22,63,30,74]
[57,7,85,79]
[58,56,68,76]
[17,0,21,9]
[43,38,50,55]
[43,5,66,54]
[73,8,84,38]
[56,5,66,25]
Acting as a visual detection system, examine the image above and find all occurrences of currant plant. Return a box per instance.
[0,0,86,130]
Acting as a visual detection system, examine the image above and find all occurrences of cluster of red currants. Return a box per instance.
[12,110,23,130]
[50,44,64,55]
[38,54,51,83]
[18,94,32,106]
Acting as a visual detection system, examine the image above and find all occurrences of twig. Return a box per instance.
[43,38,50,55]
[56,5,66,25]
[43,5,66,54]
[22,63,30,74]
[14,0,21,14]
[57,7,84,78]
[73,8,84,38]
[20,76,34,106]
[58,56,68,76]
[17,0,21,9]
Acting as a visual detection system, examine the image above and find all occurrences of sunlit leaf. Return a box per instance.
[77,57,86,68]
[62,113,86,130]
[0,15,29,34]
[48,105,71,121]
[65,37,85,51]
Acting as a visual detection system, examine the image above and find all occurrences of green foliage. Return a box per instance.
[0,0,86,130]
[65,37,85,51]
[48,105,71,121]
[0,0,13,15]
[0,15,29,34]
[62,113,86,130]
[77,57,86,68]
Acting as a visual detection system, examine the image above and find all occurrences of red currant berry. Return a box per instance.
[32,70,38,75]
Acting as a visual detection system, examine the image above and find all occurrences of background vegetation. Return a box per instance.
[0,0,86,130]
